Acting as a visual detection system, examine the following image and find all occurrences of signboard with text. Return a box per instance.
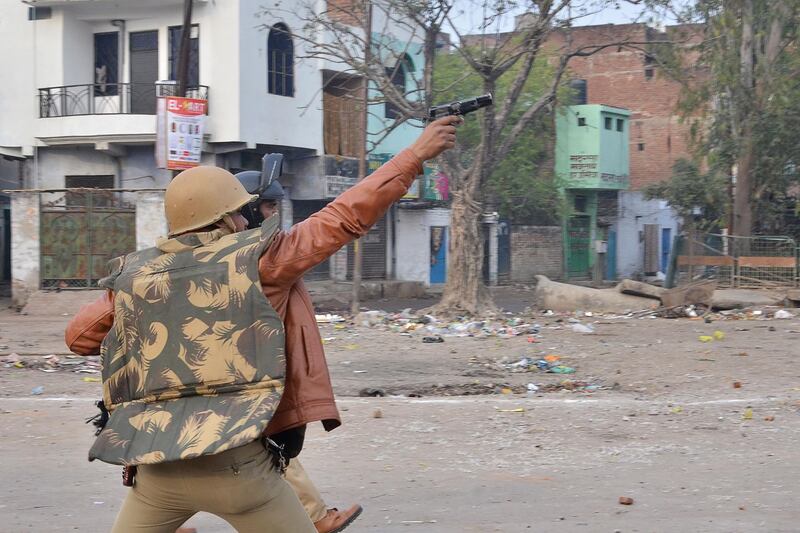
[156,96,207,170]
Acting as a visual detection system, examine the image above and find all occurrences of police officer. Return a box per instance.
[65,116,460,532]
[233,171,363,532]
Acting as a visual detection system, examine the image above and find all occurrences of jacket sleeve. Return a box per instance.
[259,149,423,286]
[64,291,115,355]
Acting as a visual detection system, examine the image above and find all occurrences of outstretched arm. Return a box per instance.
[259,116,460,287]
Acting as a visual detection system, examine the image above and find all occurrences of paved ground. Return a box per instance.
[1,293,799,532]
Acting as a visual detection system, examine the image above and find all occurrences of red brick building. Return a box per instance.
[550,23,703,190]
[463,22,702,190]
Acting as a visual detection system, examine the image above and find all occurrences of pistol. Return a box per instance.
[427,94,493,121]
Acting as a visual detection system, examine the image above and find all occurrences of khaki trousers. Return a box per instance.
[111,441,315,533]
[284,459,328,523]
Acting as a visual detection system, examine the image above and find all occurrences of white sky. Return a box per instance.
[447,1,692,37]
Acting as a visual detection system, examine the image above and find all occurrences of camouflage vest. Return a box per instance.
[89,219,285,466]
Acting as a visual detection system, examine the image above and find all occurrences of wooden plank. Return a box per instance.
[737,256,797,268]
[677,255,735,267]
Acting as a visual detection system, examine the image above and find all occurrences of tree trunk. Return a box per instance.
[732,132,754,237]
[434,188,493,316]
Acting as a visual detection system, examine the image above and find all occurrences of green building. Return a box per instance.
[555,105,630,280]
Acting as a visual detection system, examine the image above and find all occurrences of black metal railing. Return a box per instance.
[38,83,209,118]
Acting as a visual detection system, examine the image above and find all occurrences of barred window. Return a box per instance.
[268,23,294,97]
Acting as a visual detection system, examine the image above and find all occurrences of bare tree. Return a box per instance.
[262,0,669,315]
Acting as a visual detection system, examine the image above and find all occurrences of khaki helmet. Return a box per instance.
[165,166,257,236]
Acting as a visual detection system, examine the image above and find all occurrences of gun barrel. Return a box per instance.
[428,93,493,121]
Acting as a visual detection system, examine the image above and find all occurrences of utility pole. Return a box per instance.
[175,0,193,98]
[351,0,372,315]
[171,0,193,179]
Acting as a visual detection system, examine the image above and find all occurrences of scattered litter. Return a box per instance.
[713,330,725,340]
[2,352,22,366]
[549,366,576,374]
[372,408,383,419]
[355,310,388,327]
[743,407,753,420]
[495,407,525,413]
[501,387,513,395]
[526,383,539,392]
[401,520,437,525]
[774,310,794,319]
[571,323,595,334]
[422,336,444,344]
[733,381,742,389]
[698,335,714,343]
[82,377,101,383]
[619,497,634,505]
[30,386,44,396]
[671,406,683,414]
[315,314,345,324]
[353,370,368,374]
[764,415,775,422]
[544,355,560,363]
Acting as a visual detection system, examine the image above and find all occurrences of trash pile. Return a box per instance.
[351,309,541,339]
[502,354,576,375]
[1,352,100,374]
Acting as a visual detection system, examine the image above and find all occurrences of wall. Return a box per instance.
[238,0,323,151]
[10,192,39,307]
[0,0,36,152]
[615,191,680,278]
[367,33,425,156]
[510,225,563,282]
[394,208,450,284]
[135,191,167,250]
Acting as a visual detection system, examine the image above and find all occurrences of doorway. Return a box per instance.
[566,215,591,278]
[661,227,672,273]
[429,226,447,284]
[129,30,159,114]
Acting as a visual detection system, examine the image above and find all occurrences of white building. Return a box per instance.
[0,0,456,305]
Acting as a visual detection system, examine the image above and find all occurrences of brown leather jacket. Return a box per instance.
[65,149,423,435]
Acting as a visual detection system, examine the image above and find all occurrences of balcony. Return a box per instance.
[35,83,209,145]
[38,83,209,118]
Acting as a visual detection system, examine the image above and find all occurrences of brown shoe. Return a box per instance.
[314,505,363,533]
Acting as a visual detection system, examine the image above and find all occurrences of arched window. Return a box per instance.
[385,54,413,119]
[268,23,294,97]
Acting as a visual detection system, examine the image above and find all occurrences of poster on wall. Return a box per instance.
[156,96,207,170]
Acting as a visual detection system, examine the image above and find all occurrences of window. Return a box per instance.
[604,117,612,130]
[574,195,588,213]
[268,23,294,97]
[94,33,119,96]
[385,54,413,119]
[577,117,586,127]
[638,143,645,151]
[616,118,624,132]
[645,68,654,80]
[28,7,52,20]
[569,79,587,105]
[169,25,200,87]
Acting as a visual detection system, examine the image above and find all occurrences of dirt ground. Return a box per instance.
[1,290,799,532]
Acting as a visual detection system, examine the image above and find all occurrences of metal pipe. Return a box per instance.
[350,0,372,315]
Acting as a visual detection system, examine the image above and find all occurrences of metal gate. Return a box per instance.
[40,190,136,289]
[671,233,799,288]
[567,215,591,278]
[347,215,387,280]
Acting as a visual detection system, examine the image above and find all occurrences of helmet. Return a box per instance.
[164,166,257,236]
[235,171,284,228]
[236,171,285,200]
